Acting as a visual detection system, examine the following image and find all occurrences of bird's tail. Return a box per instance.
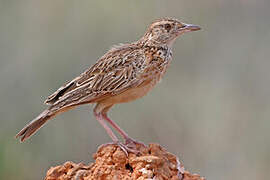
[16,109,56,142]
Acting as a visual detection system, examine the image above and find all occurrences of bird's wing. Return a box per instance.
[44,44,148,109]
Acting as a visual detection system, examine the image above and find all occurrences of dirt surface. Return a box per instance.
[45,143,205,180]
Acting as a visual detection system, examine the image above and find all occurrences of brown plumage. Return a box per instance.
[16,18,200,154]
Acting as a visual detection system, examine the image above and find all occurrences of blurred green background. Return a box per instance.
[1,0,270,179]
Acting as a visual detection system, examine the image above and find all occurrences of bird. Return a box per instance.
[16,18,200,154]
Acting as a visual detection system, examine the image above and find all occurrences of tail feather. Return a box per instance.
[16,110,54,142]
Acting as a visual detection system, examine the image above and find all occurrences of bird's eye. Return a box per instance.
[164,24,171,32]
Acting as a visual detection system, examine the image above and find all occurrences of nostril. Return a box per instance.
[179,24,186,29]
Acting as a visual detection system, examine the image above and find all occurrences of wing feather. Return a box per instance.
[45,44,147,109]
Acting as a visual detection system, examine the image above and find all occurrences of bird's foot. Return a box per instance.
[98,141,141,156]
[117,142,141,156]
[124,137,147,149]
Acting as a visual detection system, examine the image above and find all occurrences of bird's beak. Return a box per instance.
[182,23,201,32]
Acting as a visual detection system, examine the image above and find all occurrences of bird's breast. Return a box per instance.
[100,80,156,105]
[99,47,172,106]
[105,60,171,105]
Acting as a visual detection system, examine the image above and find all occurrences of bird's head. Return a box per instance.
[140,18,201,47]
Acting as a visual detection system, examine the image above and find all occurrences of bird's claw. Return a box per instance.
[125,137,147,149]
[98,141,141,156]
[117,142,141,156]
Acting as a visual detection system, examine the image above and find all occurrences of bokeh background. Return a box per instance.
[1,0,270,179]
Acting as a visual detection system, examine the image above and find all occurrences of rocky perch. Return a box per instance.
[45,143,205,180]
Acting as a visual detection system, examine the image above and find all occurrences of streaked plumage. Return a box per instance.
[16,18,200,154]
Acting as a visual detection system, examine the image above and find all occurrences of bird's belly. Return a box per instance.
[103,80,157,105]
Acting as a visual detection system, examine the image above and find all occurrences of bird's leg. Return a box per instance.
[102,112,147,149]
[94,111,119,143]
[94,111,139,155]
